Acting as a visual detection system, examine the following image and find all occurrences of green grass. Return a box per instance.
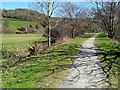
[2,34,47,51]
[3,18,43,29]
[95,33,120,88]
[2,33,95,88]
[9,21,38,29]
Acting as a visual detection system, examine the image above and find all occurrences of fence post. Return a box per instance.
[29,40,30,45]
[2,44,3,50]
[12,43,14,48]
[21,42,22,47]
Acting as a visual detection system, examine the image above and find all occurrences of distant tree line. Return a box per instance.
[2,8,43,21]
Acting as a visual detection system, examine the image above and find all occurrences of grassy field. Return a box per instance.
[3,18,43,29]
[2,33,95,88]
[95,33,120,88]
[2,34,47,51]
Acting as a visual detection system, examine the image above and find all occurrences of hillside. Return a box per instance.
[2,8,58,34]
[3,18,40,29]
[2,18,43,34]
[2,8,46,33]
[2,8,43,21]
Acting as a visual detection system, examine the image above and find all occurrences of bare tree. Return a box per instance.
[93,1,119,38]
[31,0,61,47]
[60,2,87,38]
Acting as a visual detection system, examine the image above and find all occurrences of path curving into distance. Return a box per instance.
[59,33,109,88]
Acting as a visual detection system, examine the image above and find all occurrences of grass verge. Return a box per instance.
[95,33,120,88]
[2,33,95,88]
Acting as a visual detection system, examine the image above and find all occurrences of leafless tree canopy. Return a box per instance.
[59,2,88,38]
[31,0,62,47]
[92,2,120,38]
[28,1,120,43]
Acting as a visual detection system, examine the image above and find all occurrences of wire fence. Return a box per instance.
[2,40,34,51]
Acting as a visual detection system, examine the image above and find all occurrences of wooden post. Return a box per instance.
[12,43,14,48]
[29,40,30,45]
[21,42,22,47]
[2,44,3,50]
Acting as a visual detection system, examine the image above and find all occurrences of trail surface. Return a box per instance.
[59,33,108,88]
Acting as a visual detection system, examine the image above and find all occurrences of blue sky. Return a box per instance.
[2,2,94,10]
[2,2,32,10]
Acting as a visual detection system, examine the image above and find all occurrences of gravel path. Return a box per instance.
[59,33,109,88]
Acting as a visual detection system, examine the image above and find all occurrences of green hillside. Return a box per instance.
[3,18,42,29]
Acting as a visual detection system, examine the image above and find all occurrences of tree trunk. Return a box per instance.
[108,30,114,38]
[71,22,75,38]
[48,17,51,47]
[72,26,75,38]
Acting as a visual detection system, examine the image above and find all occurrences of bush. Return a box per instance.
[97,33,107,38]
[43,28,61,43]
[58,42,62,45]
[28,45,36,55]
[2,20,16,34]
[10,25,17,31]
[51,29,61,43]
[2,27,16,34]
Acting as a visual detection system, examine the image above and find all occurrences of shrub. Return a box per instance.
[2,27,16,34]
[10,25,17,31]
[28,45,36,55]
[16,30,20,34]
[51,29,61,43]
[43,28,61,43]
[2,20,16,34]
[58,42,62,45]
[34,40,37,43]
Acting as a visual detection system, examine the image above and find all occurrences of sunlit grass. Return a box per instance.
[2,33,95,88]
[2,34,47,51]
[3,18,42,29]
[95,33,120,88]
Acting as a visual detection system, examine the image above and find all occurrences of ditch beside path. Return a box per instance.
[59,33,109,88]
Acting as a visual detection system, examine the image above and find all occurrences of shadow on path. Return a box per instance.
[59,33,109,88]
